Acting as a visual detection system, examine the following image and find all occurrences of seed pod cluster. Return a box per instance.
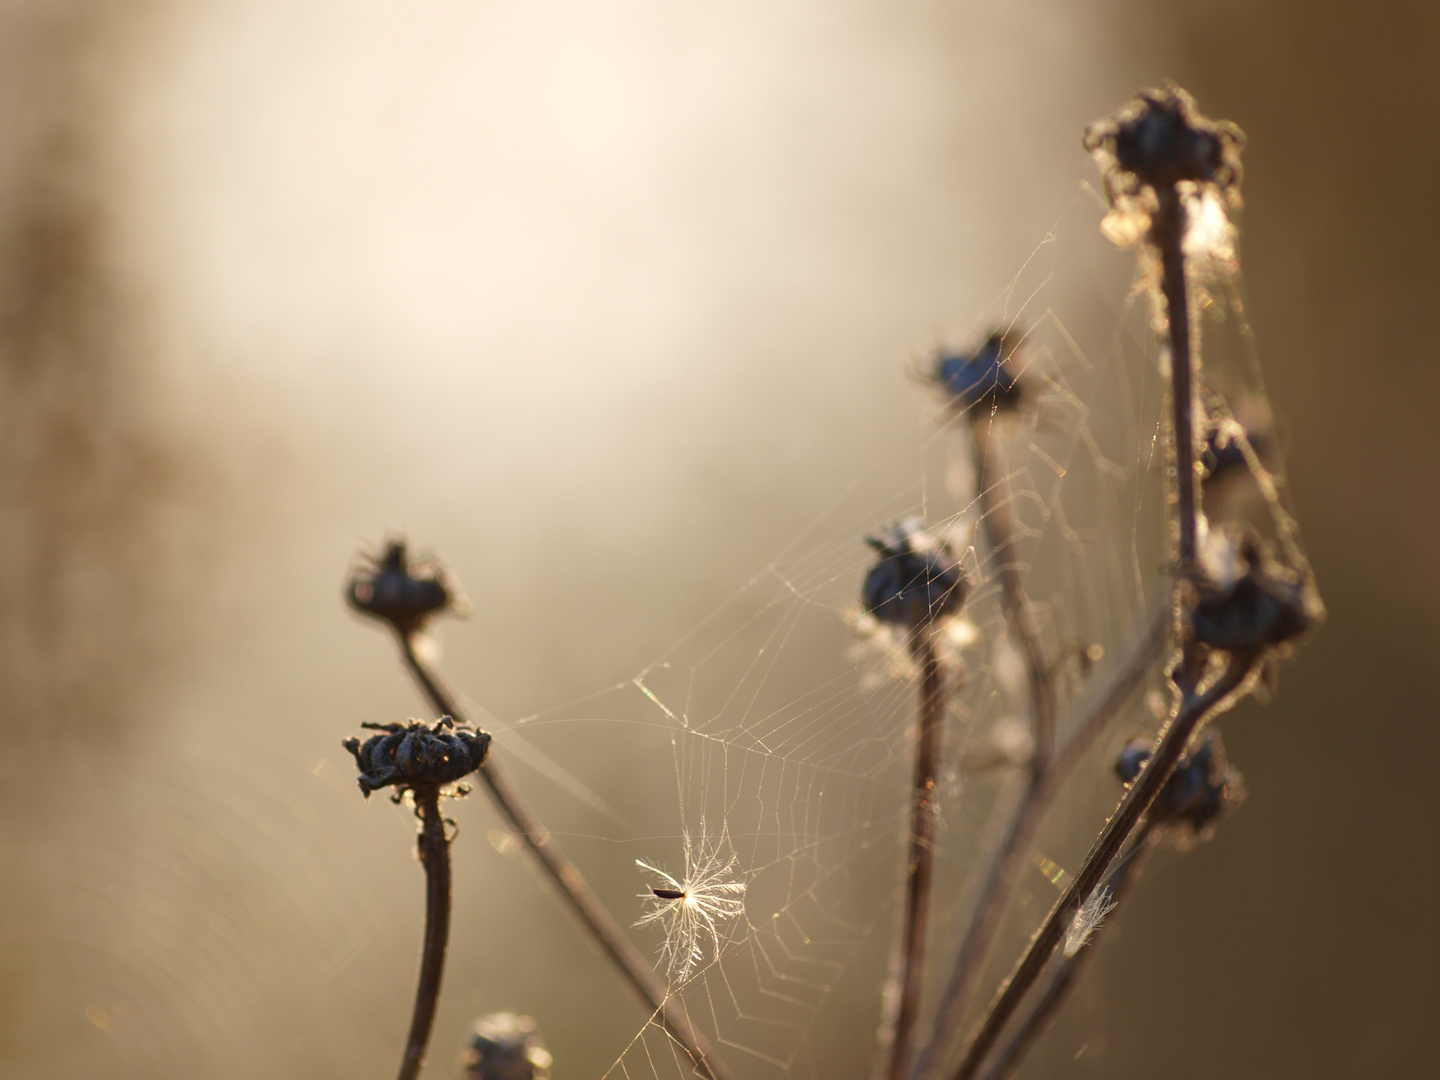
[462,1012,553,1080]
[1189,531,1318,657]
[1115,728,1243,836]
[862,519,967,630]
[346,539,464,636]
[1083,82,1244,201]
[344,717,491,797]
[934,330,1026,412]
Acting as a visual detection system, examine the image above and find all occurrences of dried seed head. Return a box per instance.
[1115,728,1245,838]
[343,716,490,798]
[1084,83,1245,204]
[346,539,467,636]
[461,1013,552,1080]
[862,518,968,630]
[932,330,1026,412]
[1201,400,1275,494]
[1188,527,1319,657]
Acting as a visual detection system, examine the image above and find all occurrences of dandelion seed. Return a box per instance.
[1064,886,1117,958]
[635,827,747,983]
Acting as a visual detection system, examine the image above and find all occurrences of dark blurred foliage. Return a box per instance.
[0,1,196,759]
[0,3,218,1070]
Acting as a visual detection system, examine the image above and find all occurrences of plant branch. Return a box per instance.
[395,633,733,1080]
[1153,188,1199,577]
[899,422,1055,1080]
[948,657,1252,1080]
[398,786,452,1080]
[972,422,1057,767]
[911,602,1165,1080]
[973,830,1154,1080]
[947,145,1228,1080]
[885,626,947,1080]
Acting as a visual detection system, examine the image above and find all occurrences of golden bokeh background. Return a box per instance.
[0,2,1433,1078]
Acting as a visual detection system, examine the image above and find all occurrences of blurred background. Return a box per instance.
[0,1,1434,1078]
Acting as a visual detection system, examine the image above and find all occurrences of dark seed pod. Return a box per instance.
[1083,82,1244,200]
[862,519,967,630]
[346,539,464,636]
[1189,530,1319,657]
[933,331,1025,412]
[1201,428,1254,489]
[343,717,490,797]
[1115,728,1243,836]
[1200,397,1277,496]
[462,1013,552,1080]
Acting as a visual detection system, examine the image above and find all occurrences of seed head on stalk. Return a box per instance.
[344,715,489,1080]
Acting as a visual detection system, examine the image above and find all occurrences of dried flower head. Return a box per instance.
[1083,83,1245,206]
[862,518,968,631]
[1115,727,1244,839]
[344,716,490,798]
[461,1012,552,1080]
[346,539,468,637]
[932,330,1026,412]
[1189,527,1319,657]
[1202,401,1275,489]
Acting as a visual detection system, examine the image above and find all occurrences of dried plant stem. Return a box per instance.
[886,627,947,1080]
[1154,188,1199,576]
[905,423,1056,1080]
[398,786,451,1080]
[971,422,1058,765]
[1153,187,1210,698]
[912,603,1165,1080]
[395,633,732,1080]
[945,168,1232,1080]
[973,831,1154,1080]
[948,658,1251,1080]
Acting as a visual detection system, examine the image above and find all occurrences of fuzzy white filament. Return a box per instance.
[635,828,747,983]
[1064,885,1118,959]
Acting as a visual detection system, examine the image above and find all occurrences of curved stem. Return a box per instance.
[396,633,732,1080]
[946,175,1223,1080]
[947,658,1252,1080]
[912,603,1165,1080]
[885,627,947,1080]
[398,786,451,1080]
[973,831,1154,1080]
[972,422,1057,767]
[903,422,1057,1080]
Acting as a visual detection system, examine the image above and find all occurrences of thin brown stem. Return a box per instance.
[398,786,451,1080]
[972,423,1057,767]
[973,831,1154,1080]
[948,657,1252,1080]
[1153,188,1199,575]
[396,633,732,1080]
[911,603,1165,1080]
[947,173,1222,1080]
[886,628,947,1080]
[900,424,1056,1080]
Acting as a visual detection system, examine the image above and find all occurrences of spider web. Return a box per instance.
[479,184,1266,1080]
[29,171,1312,1080]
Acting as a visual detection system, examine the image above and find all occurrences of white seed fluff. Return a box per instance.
[1064,885,1118,958]
[635,827,747,983]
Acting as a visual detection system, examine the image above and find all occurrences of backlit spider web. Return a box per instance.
[490,185,1282,1080]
